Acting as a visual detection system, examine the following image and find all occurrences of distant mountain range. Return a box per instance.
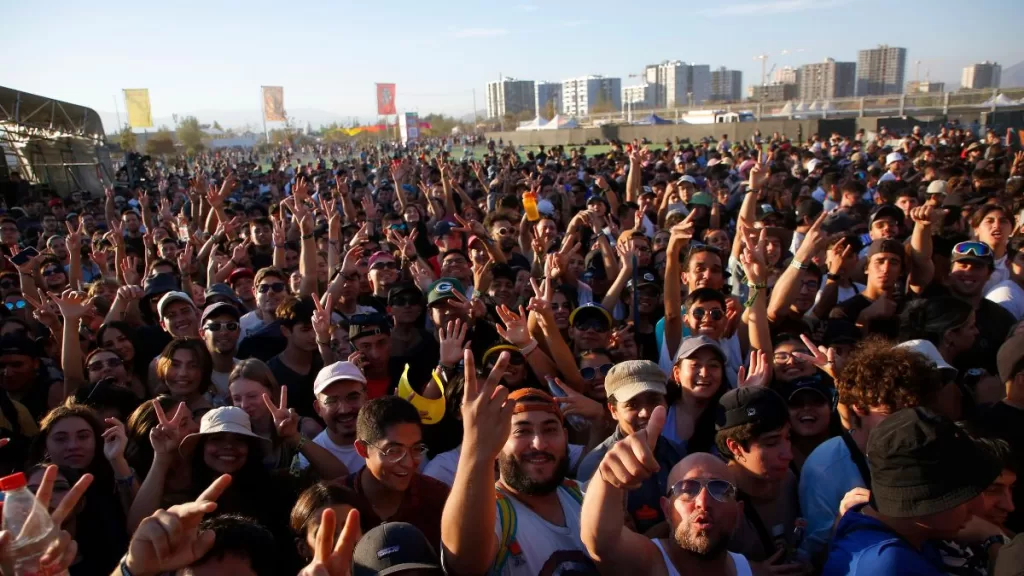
[1001,60,1024,90]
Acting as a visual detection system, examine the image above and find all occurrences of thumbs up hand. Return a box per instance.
[597,405,666,490]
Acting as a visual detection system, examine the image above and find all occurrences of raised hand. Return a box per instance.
[597,404,666,489]
[461,349,514,461]
[749,149,769,190]
[736,350,771,388]
[340,246,363,274]
[909,205,945,229]
[739,227,769,286]
[230,239,251,265]
[120,256,141,286]
[297,508,361,576]
[549,378,605,422]
[122,475,232,575]
[65,220,85,253]
[827,238,851,277]
[29,464,92,573]
[438,319,469,368]
[262,387,299,443]
[792,334,841,380]
[48,289,90,320]
[452,214,488,239]
[795,211,830,262]
[102,417,129,463]
[526,277,553,316]
[312,293,334,345]
[116,285,145,302]
[177,243,195,276]
[271,214,287,246]
[495,305,532,348]
[150,400,189,456]
[409,259,435,291]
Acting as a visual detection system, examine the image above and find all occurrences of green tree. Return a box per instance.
[119,127,137,151]
[590,94,616,115]
[176,116,205,154]
[541,100,557,121]
[212,121,223,131]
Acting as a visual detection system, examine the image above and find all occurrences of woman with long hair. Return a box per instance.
[28,403,131,574]
[154,338,216,417]
[228,359,346,478]
[96,321,147,396]
[899,296,978,365]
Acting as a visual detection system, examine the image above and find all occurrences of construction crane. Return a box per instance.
[754,54,769,86]
[766,63,777,83]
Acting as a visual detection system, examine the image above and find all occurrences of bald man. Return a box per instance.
[581,405,754,576]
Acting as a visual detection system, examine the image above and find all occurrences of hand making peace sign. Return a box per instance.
[297,508,362,576]
[151,400,190,458]
[262,387,300,444]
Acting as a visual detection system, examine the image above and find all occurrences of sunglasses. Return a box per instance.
[690,307,724,322]
[42,268,61,277]
[666,478,737,503]
[495,227,514,236]
[370,261,398,271]
[5,300,26,311]
[204,321,239,332]
[0,281,15,289]
[952,241,992,258]
[257,282,287,294]
[487,354,526,369]
[581,363,613,380]
[87,357,123,372]
[390,296,419,307]
[573,319,610,332]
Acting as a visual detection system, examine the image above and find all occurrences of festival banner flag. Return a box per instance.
[123,89,153,128]
[376,83,397,115]
[262,86,286,122]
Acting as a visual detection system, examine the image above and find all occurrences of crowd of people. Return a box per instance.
[0,124,1023,575]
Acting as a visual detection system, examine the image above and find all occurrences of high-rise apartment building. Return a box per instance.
[642,61,711,108]
[961,62,1002,90]
[750,83,799,102]
[485,77,535,119]
[622,84,654,109]
[799,59,856,100]
[856,45,907,96]
[710,67,743,102]
[534,82,562,117]
[561,76,622,116]
[773,66,799,85]
[906,81,945,94]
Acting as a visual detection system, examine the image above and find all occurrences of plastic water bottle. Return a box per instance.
[0,472,69,576]
[523,191,540,221]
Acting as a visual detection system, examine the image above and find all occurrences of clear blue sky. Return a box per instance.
[5,0,1023,130]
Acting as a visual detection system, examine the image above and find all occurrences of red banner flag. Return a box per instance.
[376,83,397,115]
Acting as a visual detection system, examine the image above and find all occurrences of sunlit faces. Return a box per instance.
[948,261,992,298]
[609,391,665,436]
[358,422,425,492]
[160,300,198,337]
[165,349,204,398]
[726,423,793,482]
[229,377,272,427]
[772,341,816,382]
[202,314,241,355]
[499,410,569,496]
[787,389,831,438]
[99,326,135,365]
[86,349,128,385]
[661,455,740,559]
[673,348,724,400]
[256,274,288,315]
[45,417,96,470]
[315,380,366,441]
[866,253,902,293]
[684,301,726,339]
[684,251,724,291]
[975,209,1012,250]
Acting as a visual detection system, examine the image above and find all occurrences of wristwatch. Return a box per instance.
[120,557,135,576]
[826,273,841,281]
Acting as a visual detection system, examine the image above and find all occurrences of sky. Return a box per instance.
[5,0,1024,132]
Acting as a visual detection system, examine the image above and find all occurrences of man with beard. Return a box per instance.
[199,302,241,403]
[714,387,805,570]
[297,360,367,474]
[581,410,753,576]
[442,351,599,576]
[365,251,400,313]
[484,210,530,270]
[576,360,682,534]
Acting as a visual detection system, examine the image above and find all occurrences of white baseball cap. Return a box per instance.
[806,159,822,173]
[896,339,958,380]
[885,152,905,166]
[926,180,948,195]
[314,361,367,396]
[157,291,196,319]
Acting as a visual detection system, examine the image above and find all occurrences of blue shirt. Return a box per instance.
[823,510,945,576]
[799,436,867,559]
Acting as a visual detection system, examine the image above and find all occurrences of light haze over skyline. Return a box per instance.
[6,0,1023,131]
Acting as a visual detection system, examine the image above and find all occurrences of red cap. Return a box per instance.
[0,472,26,491]
[228,268,254,284]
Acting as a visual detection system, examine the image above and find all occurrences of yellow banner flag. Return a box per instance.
[123,89,153,128]
[262,86,286,122]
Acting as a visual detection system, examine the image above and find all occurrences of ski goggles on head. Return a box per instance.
[952,241,992,258]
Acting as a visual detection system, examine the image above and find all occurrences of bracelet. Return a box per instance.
[826,273,841,281]
[316,338,331,346]
[519,339,539,356]
[328,240,339,245]
[120,556,135,576]
[790,259,809,271]
[115,468,135,486]
[744,282,767,309]
[301,232,315,240]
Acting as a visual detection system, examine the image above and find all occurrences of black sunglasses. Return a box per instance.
[204,321,239,332]
[581,363,613,380]
[390,296,420,307]
[257,282,286,294]
[690,307,725,322]
[371,261,398,271]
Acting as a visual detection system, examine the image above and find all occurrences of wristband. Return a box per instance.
[790,259,809,271]
[519,339,539,356]
[301,232,315,240]
[826,273,841,281]
[120,557,135,576]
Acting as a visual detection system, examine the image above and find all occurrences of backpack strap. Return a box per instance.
[841,433,872,491]
[492,488,518,576]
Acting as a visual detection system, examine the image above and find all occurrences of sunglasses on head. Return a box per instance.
[666,478,737,503]
[204,321,239,332]
[371,261,398,271]
[952,241,992,258]
[257,282,286,294]
[690,307,724,321]
[5,300,26,311]
[87,357,123,372]
[581,363,613,380]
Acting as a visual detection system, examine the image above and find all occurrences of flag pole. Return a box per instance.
[260,86,269,145]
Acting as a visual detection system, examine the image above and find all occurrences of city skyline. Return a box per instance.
[5,0,1023,130]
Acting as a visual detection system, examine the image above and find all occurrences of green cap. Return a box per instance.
[426,277,466,306]
[688,191,713,208]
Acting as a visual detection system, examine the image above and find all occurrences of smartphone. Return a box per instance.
[10,247,39,266]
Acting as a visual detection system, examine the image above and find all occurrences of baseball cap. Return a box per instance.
[157,291,196,319]
[200,302,241,325]
[926,180,948,195]
[204,283,241,306]
[997,334,1024,383]
[348,313,391,341]
[795,198,824,222]
[688,192,713,208]
[640,186,656,198]
[866,238,905,259]
[806,159,822,172]
[776,374,835,404]
[716,386,790,431]
[313,361,367,396]
[144,273,180,299]
[388,283,423,306]
[568,303,612,328]
[367,251,395,269]
[677,175,698,186]
[950,240,995,268]
[227,267,254,284]
[0,333,41,358]
[867,407,1000,518]
[604,360,667,403]
[674,335,725,364]
[627,271,659,291]
[897,339,958,381]
[353,522,443,576]
[425,277,465,307]
[869,204,904,227]
[822,212,860,236]
[885,152,905,166]
[507,388,563,421]
[822,319,861,348]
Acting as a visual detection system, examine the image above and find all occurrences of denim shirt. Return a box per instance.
[577,426,686,534]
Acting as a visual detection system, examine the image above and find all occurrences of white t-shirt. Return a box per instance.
[238,310,267,342]
[210,358,240,403]
[985,279,1024,321]
[296,431,366,474]
[984,255,1009,293]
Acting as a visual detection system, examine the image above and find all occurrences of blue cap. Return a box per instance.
[433,220,458,237]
